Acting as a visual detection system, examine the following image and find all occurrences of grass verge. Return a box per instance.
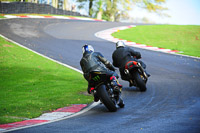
[112,25,200,57]
[0,36,93,124]
[0,14,5,18]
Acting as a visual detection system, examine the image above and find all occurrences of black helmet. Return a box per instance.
[116,41,125,48]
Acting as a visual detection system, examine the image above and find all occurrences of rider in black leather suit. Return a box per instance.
[80,44,123,102]
[112,41,150,85]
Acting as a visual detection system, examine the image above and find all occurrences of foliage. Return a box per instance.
[76,0,94,16]
[112,25,200,57]
[76,0,167,21]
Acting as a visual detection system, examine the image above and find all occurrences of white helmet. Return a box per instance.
[116,41,125,48]
[82,44,94,54]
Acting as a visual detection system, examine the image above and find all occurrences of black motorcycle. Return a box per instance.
[89,71,124,112]
[124,61,148,92]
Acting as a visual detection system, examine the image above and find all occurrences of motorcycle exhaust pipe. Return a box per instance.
[137,62,148,79]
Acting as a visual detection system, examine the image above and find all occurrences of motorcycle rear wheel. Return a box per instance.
[97,85,117,112]
[133,71,147,92]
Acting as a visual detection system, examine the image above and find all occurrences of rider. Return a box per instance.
[80,44,124,103]
[112,41,150,86]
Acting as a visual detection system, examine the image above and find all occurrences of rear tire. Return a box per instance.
[133,71,147,92]
[97,85,117,112]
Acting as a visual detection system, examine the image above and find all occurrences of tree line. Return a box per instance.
[77,0,168,21]
[1,0,168,22]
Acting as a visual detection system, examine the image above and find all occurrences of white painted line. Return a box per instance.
[0,129,6,132]
[53,16,70,19]
[76,17,95,21]
[27,15,45,18]
[34,112,73,121]
[4,15,18,18]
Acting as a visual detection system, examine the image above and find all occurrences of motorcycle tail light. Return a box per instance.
[133,61,137,66]
[125,61,138,69]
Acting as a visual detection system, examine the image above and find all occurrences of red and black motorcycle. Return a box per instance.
[124,61,148,92]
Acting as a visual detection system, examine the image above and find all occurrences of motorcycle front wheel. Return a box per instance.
[133,71,147,92]
[97,85,117,112]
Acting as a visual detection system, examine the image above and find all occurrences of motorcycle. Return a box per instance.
[89,71,124,112]
[124,61,148,92]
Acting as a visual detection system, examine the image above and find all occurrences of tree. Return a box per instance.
[76,0,168,21]
[52,0,58,8]
[105,0,168,21]
[76,0,94,16]
[63,0,70,10]
[134,0,168,15]
[96,0,103,20]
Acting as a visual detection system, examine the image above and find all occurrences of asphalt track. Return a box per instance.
[0,18,200,133]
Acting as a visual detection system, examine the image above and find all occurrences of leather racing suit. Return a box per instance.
[112,47,146,81]
[80,51,120,94]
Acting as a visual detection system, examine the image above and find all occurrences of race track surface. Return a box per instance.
[0,18,200,133]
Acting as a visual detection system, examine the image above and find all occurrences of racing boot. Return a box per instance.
[110,76,122,93]
[93,90,100,102]
[145,71,151,77]
[118,96,125,108]
[88,87,99,102]
[87,86,93,94]
[115,88,125,108]
[110,76,125,107]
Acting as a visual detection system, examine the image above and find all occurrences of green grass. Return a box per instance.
[0,37,93,124]
[0,14,5,18]
[112,25,200,57]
